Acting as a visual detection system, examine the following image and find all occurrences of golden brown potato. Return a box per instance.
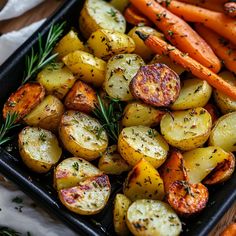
[64,80,97,114]
[130,63,181,107]
[123,158,165,201]
[204,103,219,124]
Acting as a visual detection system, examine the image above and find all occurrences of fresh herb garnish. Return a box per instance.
[107,8,120,23]
[39,133,47,142]
[72,162,79,171]
[12,197,23,204]
[147,129,156,138]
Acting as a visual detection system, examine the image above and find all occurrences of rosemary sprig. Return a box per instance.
[22,22,65,84]
[93,95,123,142]
[0,227,21,236]
[0,112,19,146]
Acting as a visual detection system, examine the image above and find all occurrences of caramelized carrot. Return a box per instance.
[129,0,221,73]
[163,0,236,44]
[195,24,236,74]
[136,31,236,100]
[220,223,236,236]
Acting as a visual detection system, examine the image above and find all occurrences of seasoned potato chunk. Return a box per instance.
[79,0,126,39]
[171,78,212,110]
[130,63,181,107]
[118,126,169,168]
[59,111,108,161]
[123,158,165,201]
[87,29,135,60]
[37,62,76,99]
[64,80,97,113]
[63,50,106,87]
[18,127,62,173]
[54,157,102,190]
[104,54,145,101]
[160,108,212,150]
[126,199,182,236]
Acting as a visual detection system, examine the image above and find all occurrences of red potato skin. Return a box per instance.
[204,103,219,124]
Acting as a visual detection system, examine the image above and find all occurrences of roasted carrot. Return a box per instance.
[220,223,236,236]
[163,0,236,44]
[195,24,236,74]
[224,2,236,17]
[136,31,236,100]
[130,0,221,73]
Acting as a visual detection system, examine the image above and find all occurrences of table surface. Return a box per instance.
[0,0,235,235]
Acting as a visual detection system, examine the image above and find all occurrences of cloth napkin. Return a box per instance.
[0,1,76,235]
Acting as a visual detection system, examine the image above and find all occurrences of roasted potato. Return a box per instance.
[171,78,212,110]
[209,112,236,152]
[59,111,108,160]
[23,95,64,132]
[54,157,102,190]
[63,50,106,87]
[160,108,212,150]
[53,30,85,59]
[113,194,131,236]
[110,0,129,12]
[98,145,131,175]
[104,54,145,101]
[123,158,165,201]
[64,80,97,113]
[79,0,126,39]
[167,181,209,217]
[214,71,236,114]
[18,127,62,173]
[126,199,182,236]
[183,146,232,184]
[37,62,76,99]
[118,126,169,168]
[87,29,135,60]
[204,103,219,124]
[130,63,181,107]
[59,174,111,215]
[122,102,165,127]
[3,82,45,122]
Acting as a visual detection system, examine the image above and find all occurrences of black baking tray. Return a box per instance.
[0,0,235,235]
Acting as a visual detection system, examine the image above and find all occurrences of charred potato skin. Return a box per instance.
[130,63,181,107]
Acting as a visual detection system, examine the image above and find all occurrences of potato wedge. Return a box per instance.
[160,108,212,150]
[3,82,45,121]
[59,174,111,215]
[54,157,102,191]
[64,80,97,114]
[63,50,106,87]
[79,0,126,39]
[130,63,181,107]
[104,54,145,101]
[87,29,135,60]
[59,111,108,161]
[171,78,212,110]
[53,30,85,59]
[214,71,236,114]
[126,199,182,236]
[23,95,64,132]
[203,153,235,185]
[183,146,232,184]
[167,181,209,217]
[18,127,62,173]
[122,102,165,127]
[113,194,131,236]
[98,145,131,175]
[118,126,169,168]
[123,158,165,201]
[209,112,236,152]
[37,62,76,99]
[159,151,188,193]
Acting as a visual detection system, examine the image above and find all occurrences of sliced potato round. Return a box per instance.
[54,157,102,190]
[209,112,236,152]
[79,0,126,39]
[104,54,145,101]
[118,126,169,168]
[59,111,108,160]
[126,199,182,236]
[160,108,212,150]
[59,174,111,215]
[18,127,62,173]
[23,95,64,132]
[171,78,212,110]
[113,194,131,236]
